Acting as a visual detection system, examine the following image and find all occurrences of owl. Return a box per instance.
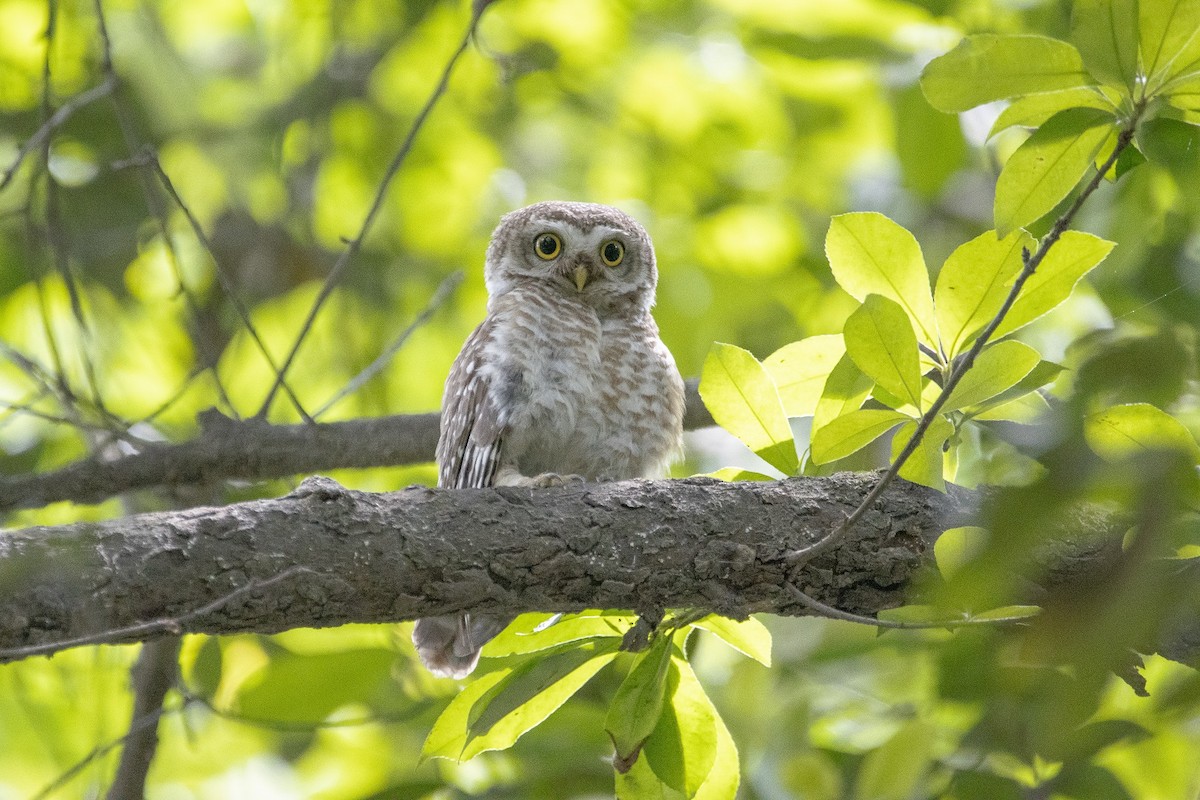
[413,201,686,678]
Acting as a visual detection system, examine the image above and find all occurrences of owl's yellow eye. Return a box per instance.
[534,232,562,260]
[600,240,624,267]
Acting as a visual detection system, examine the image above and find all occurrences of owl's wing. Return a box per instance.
[437,320,507,489]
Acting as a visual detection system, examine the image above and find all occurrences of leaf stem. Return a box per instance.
[788,114,1142,568]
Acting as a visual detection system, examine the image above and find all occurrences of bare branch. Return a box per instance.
[0,379,713,512]
[105,638,181,800]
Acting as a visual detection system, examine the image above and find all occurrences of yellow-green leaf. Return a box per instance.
[1072,0,1140,89]
[606,635,674,763]
[934,229,1033,358]
[1140,0,1200,88]
[993,231,1115,338]
[699,342,799,475]
[854,720,936,800]
[811,408,909,464]
[994,107,1117,236]
[484,613,630,657]
[422,642,617,762]
[844,295,922,409]
[825,213,937,345]
[944,341,1042,412]
[1084,403,1200,461]
[812,353,874,433]
[921,34,1093,113]
[989,88,1118,139]
[934,526,990,579]
[763,335,846,418]
[892,416,953,491]
[692,615,772,667]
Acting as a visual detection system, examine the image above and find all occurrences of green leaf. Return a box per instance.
[234,648,395,723]
[944,341,1042,412]
[699,342,799,475]
[422,641,618,762]
[484,612,631,657]
[920,34,1093,113]
[891,415,953,491]
[934,526,989,579]
[844,295,923,410]
[1164,72,1200,111]
[825,213,937,345]
[994,107,1117,235]
[1137,117,1200,181]
[640,658,718,798]
[993,231,1114,338]
[1084,403,1200,461]
[989,88,1118,138]
[1071,0,1140,89]
[854,720,936,800]
[702,467,777,481]
[692,615,772,667]
[812,354,874,433]
[763,335,846,418]
[972,391,1052,422]
[811,408,909,464]
[970,605,1041,621]
[606,635,675,764]
[1140,0,1200,87]
[933,229,1034,358]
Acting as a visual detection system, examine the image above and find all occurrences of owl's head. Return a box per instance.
[484,201,658,314]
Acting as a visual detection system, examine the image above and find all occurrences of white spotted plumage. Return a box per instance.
[413,201,685,678]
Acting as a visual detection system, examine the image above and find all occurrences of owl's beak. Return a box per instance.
[572,266,589,292]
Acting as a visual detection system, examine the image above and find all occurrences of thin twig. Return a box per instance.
[256,5,487,419]
[785,583,1036,630]
[788,117,1143,567]
[313,270,463,419]
[0,566,313,661]
[0,76,116,194]
[111,151,312,422]
[30,704,180,800]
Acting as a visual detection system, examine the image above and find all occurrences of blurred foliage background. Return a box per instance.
[1,0,1199,797]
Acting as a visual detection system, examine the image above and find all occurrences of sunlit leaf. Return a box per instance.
[970,605,1041,621]
[994,107,1116,235]
[811,408,909,464]
[1071,0,1139,89]
[934,229,1033,358]
[812,353,875,433]
[484,613,631,657]
[892,415,953,491]
[944,341,1042,412]
[989,89,1117,139]
[971,391,1052,422]
[844,295,923,409]
[1084,403,1200,461]
[993,231,1115,338]
[422,641,618,762]
[763,335,846,418]
[934,526,990,579]
[692,615,772,667]
[700,342,799,475]
[702,467,777,482]
[921,35,1093,113]
[825,213,938,345]
[630,658,717,797]
[854,720,936,800]
[1140,0,1200,87]
[606,635,674,764]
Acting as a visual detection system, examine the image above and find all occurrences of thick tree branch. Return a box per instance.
[1,473,975,659]
[0,380,713,513]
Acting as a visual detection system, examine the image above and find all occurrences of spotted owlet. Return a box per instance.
[412,201,686,678]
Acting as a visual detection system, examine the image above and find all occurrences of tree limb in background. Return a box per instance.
[0,380,713,512]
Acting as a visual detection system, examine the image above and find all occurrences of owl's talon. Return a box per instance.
[530,472,585,487]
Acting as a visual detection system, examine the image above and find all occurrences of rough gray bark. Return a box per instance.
[0,473,970,659]
[0,380,714,513]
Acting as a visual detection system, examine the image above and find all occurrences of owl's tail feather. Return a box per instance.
[413,613,510,679]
